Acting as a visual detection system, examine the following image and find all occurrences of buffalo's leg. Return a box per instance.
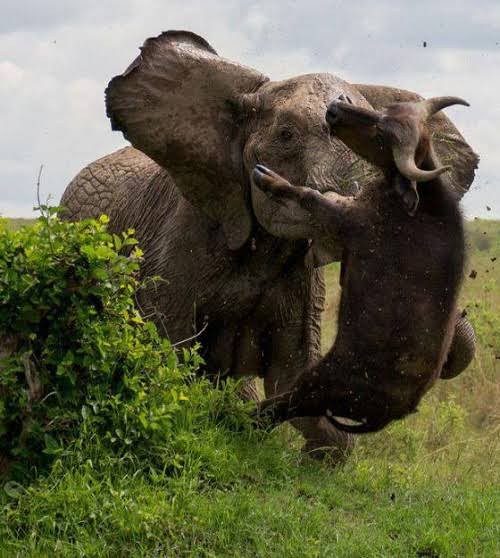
[260,265,355,463]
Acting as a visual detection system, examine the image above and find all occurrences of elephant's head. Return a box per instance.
[105,30,477,260]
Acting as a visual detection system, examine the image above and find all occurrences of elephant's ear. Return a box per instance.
[106,30,269,249]
[355,84,479,199]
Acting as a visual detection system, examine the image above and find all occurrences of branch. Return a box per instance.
[18,353,43,447]
[22,354,43,403]
[172,321,209,348]
[36,164,44,215]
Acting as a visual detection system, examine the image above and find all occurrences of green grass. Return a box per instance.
[1,459,497,557]
[1,218,36,231]
[1,218,499,557]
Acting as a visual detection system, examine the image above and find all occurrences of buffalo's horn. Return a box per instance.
[418,96,470,119]
[392,142,452,182]
[391,96,469,182]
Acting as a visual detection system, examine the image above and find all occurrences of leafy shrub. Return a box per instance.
[0,212,253,478]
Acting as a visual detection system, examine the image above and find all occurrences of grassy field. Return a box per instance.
[2,218,36,231]
[0,218,498,557]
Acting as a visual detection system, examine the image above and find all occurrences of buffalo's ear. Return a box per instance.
[354,84,479,199]
[106,30,269,249]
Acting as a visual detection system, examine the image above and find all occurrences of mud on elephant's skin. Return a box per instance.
[60,30,477,459]
[255,95,476,433]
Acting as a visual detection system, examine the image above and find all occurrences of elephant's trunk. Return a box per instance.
[441,313,476,379]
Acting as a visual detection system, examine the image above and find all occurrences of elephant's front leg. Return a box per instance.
[263,329,354,463]
[260,267,355,463]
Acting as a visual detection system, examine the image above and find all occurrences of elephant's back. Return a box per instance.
[60,146,159,221]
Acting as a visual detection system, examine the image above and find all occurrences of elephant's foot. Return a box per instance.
[291,416,355,464]
[236,377,261,404]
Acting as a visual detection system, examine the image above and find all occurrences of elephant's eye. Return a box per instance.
[278,128,294,142]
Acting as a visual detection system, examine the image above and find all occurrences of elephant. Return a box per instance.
[60,30,478,458]
[254,94,476,433]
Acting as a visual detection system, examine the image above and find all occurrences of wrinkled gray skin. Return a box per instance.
[61,31,477,461]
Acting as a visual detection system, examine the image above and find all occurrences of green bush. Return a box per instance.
[0,212,253,478]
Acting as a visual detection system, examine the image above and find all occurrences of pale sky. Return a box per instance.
[1,0,499,218]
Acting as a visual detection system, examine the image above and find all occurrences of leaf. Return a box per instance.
[43,434,61,455]
[113,234,123,252]
[122,237,138,247]
[4,481,25,499]
[92,266,108,281]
